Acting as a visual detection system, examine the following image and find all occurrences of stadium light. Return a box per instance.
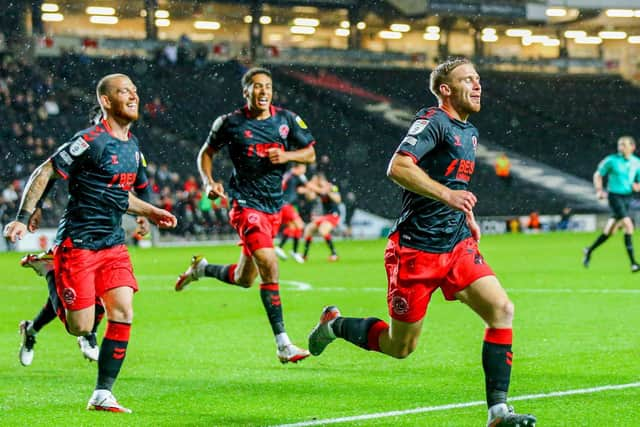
[481,34,498,42]
[564,30,586,39]
[546,8,567,17]
[482,28,496,35]
[335,28,350,37]
[155,10,170,19]
[574,36,602,44]
[41,3,59,13]
[90,15,118,25]
[194,21,220,30]
[423,32,440,41]
[155,19,170,27]
[636,10,640,17]
[86,6,115,16]
[390,24,410,33]
[356,22,366,30]
[290,26,315,35]
[244,15,253,24]
[259,16,272,25]
[426,26,440,34]
[542,38,561,46]
[42,13,64,22]
[505,29,531,37]
[340,21,350,29]
[293,18,319,27]
[628,36,640,43]
[606,9,634,18]
[598,31,627,39]
[379,30,402,39]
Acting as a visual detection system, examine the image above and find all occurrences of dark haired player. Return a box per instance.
[308,58,536,426]
[275,163,309,263]
[302,172,342,262]
[175,67,316,364]
[4,73,177,413]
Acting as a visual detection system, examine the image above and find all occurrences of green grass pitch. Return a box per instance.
[0,232,638,426]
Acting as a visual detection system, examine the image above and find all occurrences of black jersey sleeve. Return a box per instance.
[286,112,315,149]
[395,116,442,162]
[206,115,229,150]
[133,152,151,203]
[49,135,102,180]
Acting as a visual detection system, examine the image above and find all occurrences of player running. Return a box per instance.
[307,58,536,426]
[4,73,176,413]
[175,67,316,364]
[301,172,342,262]
[275,163,310,263]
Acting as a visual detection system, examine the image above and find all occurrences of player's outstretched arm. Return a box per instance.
[3,161,58,242]
[593,171,606,199]
[127,193,177,229]
[387,153,477,214]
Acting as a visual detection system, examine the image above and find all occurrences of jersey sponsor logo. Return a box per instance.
[108,172,137,191]
[295,115,308,129]
[279,124,290,139]
[391,294,409,316]
[401,136,417,146]
[407,119,429,135]
[69,137,89,157]
[62,287,76,306]
[59,151,73,165]
[444,159,475,182]
[247,142,284,157]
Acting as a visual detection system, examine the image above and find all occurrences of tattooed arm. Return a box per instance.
[3,161,58,242]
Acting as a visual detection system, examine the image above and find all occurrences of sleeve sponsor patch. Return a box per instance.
[401,136,417,146]
[295,115,308,129]
[59,150,73,165]
[69,137,89,157]
[407,119,429,135]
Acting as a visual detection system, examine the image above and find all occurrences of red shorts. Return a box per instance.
[313,213,340,228]
[280,203,301,224]
[53,238,138,311]
[229,206,282,256]
[384,232,494,323]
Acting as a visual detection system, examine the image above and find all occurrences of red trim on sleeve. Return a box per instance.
[484,328,513,345]
[52,162,69,180]
[306,140,316,147]
[135,181,149,190]
[397,150,418,164]
[269,105,276,116]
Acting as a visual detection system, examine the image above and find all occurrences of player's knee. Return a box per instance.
[389,342,417,359]
[235,275,254,288]
[67,323,93,337]
[108,306,134,323]
[494,298,514,325]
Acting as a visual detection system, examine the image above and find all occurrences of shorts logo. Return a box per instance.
[62,287,76,306]
[69,137,89,157]
[248,213,259,224]
[474,253,484,265]
[391,294,409,316]
[279,124,290,139]
[408,119,428,135]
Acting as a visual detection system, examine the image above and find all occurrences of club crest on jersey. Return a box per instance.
[279,124,290,139]
[295,116,308,129]
[69,137,89,157]
[408,119,429,135]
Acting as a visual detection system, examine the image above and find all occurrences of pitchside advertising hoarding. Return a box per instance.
[428,0,528,18]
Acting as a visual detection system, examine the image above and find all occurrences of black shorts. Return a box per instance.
[608,193,632,220]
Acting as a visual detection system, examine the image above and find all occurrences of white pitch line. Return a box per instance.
[272,382,640,427]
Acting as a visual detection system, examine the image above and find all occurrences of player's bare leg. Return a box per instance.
[318,222,338,261]
[456,276,536,426]
[302,222,318,260]
[252,246,309,363]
